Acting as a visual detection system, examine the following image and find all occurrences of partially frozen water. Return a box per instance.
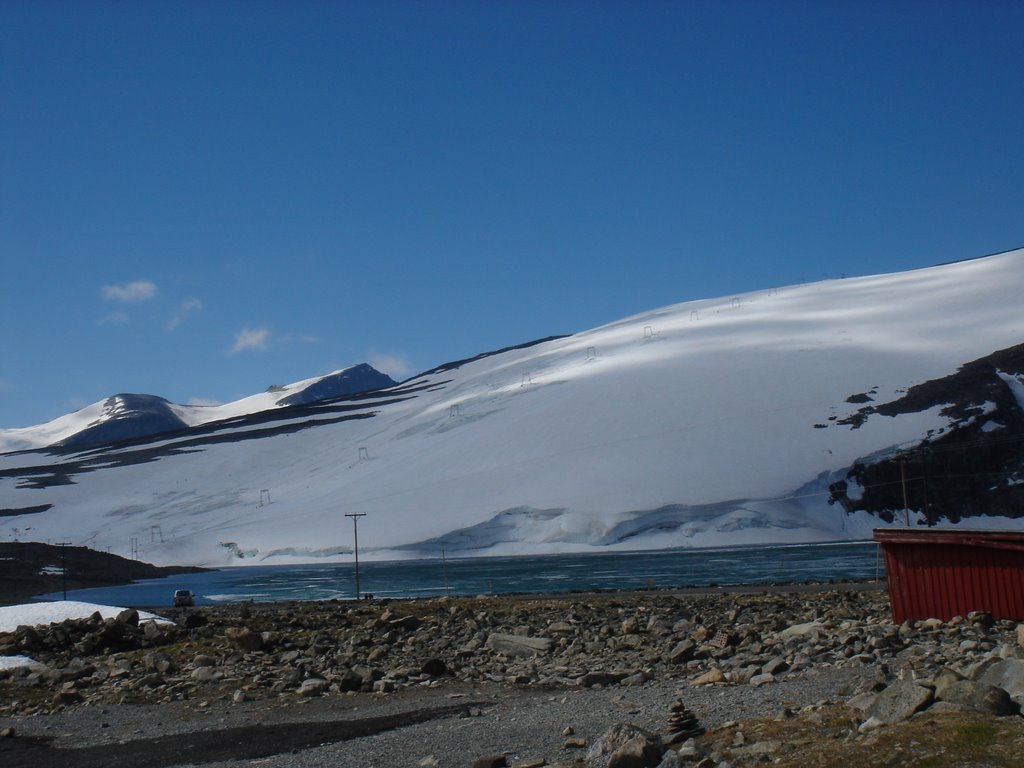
[37,541,880,608]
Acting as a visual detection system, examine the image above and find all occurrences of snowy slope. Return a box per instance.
[2,249,1023,566]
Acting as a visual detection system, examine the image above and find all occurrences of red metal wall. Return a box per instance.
[873,529,1024,623]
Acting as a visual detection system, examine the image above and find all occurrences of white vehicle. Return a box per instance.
[173,589,195,606]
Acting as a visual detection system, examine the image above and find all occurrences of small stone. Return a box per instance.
[137,672,164,688]
[485,633,553,658]
[182,613,207,629]
[580,671,625,687]
[232,689,248,703]
[858,716,884,733]
[563,737,587,749]
[845,692,876,712]
[621,672,647,687]
[338,670,363,692]
[0,727,15,738]
[779,621,822,639]
[471,756,507,768]
[608,735,664,768]
[675,739,700,759]
[297,678,330,697]
[191,667,218,682]
[421,658,447,677]
[589,723,663,767]
[116,608,140,627]
[690,668,725,686]
[52,689,83,706]
[224,627,263,652]
[142,652,173,675]
[666,640,696,664]
[968,611,994,628]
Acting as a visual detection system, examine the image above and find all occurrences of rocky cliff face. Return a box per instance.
[828,342,1024,524]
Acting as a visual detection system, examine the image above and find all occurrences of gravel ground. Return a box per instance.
[5,665,877,767]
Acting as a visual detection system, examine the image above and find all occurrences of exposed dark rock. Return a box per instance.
[829,342,1024,524]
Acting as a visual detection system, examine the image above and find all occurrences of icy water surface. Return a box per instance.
[38,541,881,608]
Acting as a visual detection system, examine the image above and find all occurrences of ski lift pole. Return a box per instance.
[345,513,367,600]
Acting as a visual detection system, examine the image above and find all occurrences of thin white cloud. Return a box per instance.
[279,333,320,346]
[167,298,203,331]
[97,310,130,327]
[101,280,157,303]
[368,350,414,379]
[186,397,221,407]
[229,327,270,355]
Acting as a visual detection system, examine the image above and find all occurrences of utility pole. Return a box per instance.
[345,513,367,600]
[899,451,910,527]
[55,541,71,600]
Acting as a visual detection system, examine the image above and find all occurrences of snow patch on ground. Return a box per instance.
[0,600,172,633]
[0,654,45,671]
[997,370,1024,410]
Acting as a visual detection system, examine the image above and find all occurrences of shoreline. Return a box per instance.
[5,538,882,609]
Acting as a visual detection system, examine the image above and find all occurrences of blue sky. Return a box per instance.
[2,0,1022,429]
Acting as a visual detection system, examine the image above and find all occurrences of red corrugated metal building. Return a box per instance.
[873,528,1024,623]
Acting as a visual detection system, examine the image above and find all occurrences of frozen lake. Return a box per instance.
[36,541,881,608]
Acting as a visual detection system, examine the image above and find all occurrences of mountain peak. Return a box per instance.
[275,364,397,407]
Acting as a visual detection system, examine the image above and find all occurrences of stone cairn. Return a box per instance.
[665,699,704,744]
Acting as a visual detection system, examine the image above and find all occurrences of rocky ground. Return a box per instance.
[2,585,1024,767]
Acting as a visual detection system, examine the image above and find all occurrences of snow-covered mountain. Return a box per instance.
[2,248,1023,566]
[0,363,397,452]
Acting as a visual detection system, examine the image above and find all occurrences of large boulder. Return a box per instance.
[865,681,934,723]
[978,659,1024,705]
[936,679,1019,716]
